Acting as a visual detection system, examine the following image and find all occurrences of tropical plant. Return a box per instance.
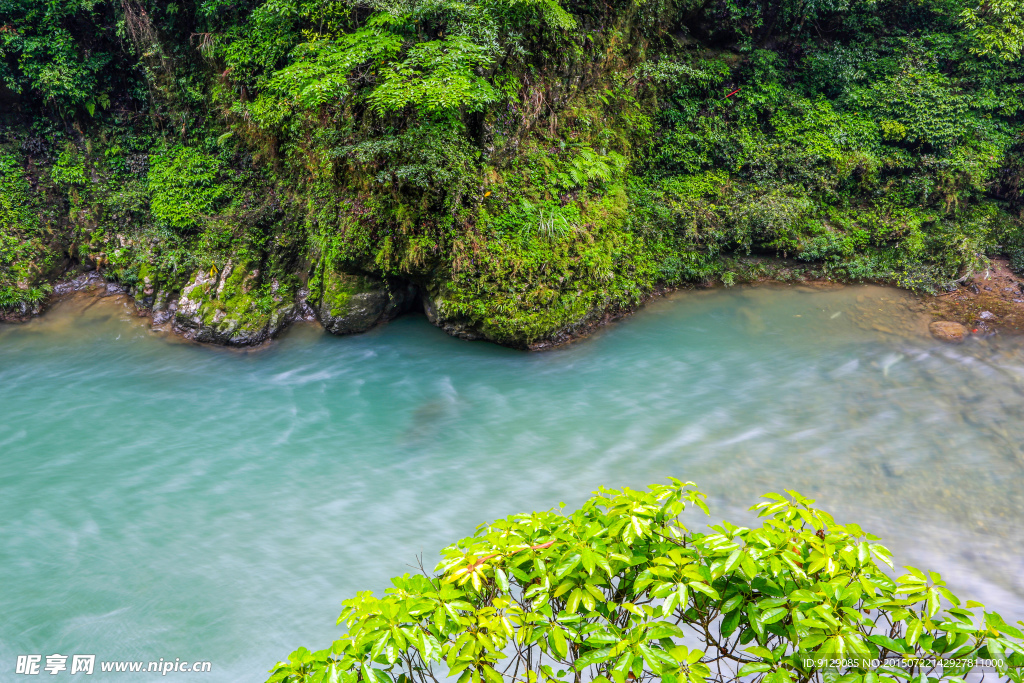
[960,0,1024,61]
[266,480,1024,683]
[560,148,628,190]
[147,146,229,232]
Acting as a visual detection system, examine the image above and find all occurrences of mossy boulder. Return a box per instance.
[308,269,415,335]
[173,262,296,346]
[418,188,687,348]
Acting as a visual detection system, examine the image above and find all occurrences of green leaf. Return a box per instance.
[549,626,569,660]
[495,568,509,592]
[866,635,910,655]
[789,590,820,603]
[722,608,743,638]
[566,588,582,614]
[723,548,743,575]
[739,662,773,675]
[745,646,775,660]
[800,635,827,649]
[906,620,924,646]
[721,594,745,613]
[482,666,504,683]
[575,647,614,670]
[689,582,720,600]
[986,612,1024,639]
[610,653,633,683]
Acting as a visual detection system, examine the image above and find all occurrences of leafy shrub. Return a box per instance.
[51,146,87,186]
[960,0,1024,61]
[267,480,1024,683]
[147,147,229,232]
[0,151,54,308]
[0,152,36,233]
[369,36,497,116]
[0,7,117,115]
[867,62,969,149]
[730,190,812,252]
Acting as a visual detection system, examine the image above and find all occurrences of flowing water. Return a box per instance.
[2,285,1023,681]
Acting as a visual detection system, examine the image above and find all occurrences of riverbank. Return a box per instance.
[925,257,1024,335]
[4,256,1023,349]
[691,255,1024,344]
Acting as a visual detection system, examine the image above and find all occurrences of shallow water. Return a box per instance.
[1,285,1022,681]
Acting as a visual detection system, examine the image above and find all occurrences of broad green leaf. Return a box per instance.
[905,620,924,646]
[738,662,773,675]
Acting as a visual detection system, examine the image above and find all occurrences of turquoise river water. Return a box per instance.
[1,284,1023,681]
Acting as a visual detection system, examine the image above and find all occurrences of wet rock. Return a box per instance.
[0,299,43,322]
[152,309,173,325]
[929,321,969,343]
[173,267,296,346]
[421,290,487,342]
[294,287,316,322]
[53,272,101,296]
[309,270,415,335]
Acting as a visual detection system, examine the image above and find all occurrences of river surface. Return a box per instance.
[2,285,1023,681]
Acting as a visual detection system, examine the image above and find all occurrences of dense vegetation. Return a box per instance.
[266,481,1024,683]
[2,0,1023,344]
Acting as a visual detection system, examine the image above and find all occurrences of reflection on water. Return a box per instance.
[1,285,1022,681]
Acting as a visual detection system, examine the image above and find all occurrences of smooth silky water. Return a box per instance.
[2,285,1023,681]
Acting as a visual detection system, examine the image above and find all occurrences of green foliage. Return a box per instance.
[5,0,1024,343]
[231,0,577,129]
[0,150,55,309]
[369,36,497,116]
[250,25,405,126]
[340,123,479,213]
[147,146,229,232]
[559,147,628,189]
[51,145,87,186]
[266,480,1024,683]
[866,61,969,149]
[434,187,674,345]
[0,0,131,114]
[960,0,1024,61]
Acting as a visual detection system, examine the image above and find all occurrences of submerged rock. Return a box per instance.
[929,321,968,343]
[309,270,415,335]
[173,266,296,346]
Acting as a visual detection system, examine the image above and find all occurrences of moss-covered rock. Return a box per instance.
[419,187,703,348]
[173,262,296,346]
[308,268,416,336]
